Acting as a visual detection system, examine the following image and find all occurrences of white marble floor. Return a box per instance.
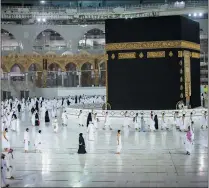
[3,111,208,187]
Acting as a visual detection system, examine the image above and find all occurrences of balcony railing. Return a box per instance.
[1,1,208,21]
[3,71,106,88]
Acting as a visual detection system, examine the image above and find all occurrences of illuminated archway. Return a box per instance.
[10,64,24,81]
[48,63,61,71]
[1,29,21,53]
[81,62,92,87]
[47,63,62,87]
[33,29,67,53]
[78,28,105,50]
[10,64,21,72]
[28,63,42,72]
[64,63,78,87]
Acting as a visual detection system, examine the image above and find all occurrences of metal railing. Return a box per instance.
[2,71,106,88]
[1,1,208,20]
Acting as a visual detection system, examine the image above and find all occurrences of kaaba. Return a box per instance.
[105,15,200,110]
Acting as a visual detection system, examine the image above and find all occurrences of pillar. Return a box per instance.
[36,72,43,88]
[94,69,99,86]
[78,71,81,87]
[8,73,11,90]
[25,72,28,86]
[62,72,64,87]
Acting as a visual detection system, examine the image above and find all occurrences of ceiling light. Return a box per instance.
[188,14,191,16]
[193,13,197,17]
[40,1,45,4]
[42,18,46,22]
[37,18,41,22]
[199,13,203,16]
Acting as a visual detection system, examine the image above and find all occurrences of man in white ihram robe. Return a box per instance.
[4,149,15,179]
[201,112,208,129]
[35,130,42,153]
[180,115,187,131]
[149,117,155,131]
[24,128,30,153]
[53,116,59,133]
[62,111,68,126]
[87,121,95,141]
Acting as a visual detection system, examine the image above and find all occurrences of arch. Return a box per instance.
[81,62,93,86]
[81,62,92,71]
[28,63,42,72]
[99,61,106,70]
[64,63,78,87]
[78,28,105,50]
[10,64,23,72]
[48,63,61,71]
[65,63,77,71]
[1,29,20,51]
[33,29,67,52]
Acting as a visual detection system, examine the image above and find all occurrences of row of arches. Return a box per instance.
[2,28,105,53]
[6,62,106,87]
[7,62,105,72]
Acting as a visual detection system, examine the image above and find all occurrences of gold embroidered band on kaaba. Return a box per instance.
[105,40,200,51]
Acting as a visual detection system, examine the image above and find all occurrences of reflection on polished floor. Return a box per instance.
[5,112,208,187]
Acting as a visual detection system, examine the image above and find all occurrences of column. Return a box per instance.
[8,73,11,90]
[78,71,81,87]
[25,72,28,87]
[62,72,64,87]
[94,69,99,86]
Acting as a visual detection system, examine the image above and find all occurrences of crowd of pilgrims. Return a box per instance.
[1,95,208,187]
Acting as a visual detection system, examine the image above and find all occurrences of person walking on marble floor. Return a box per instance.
[180,114,187,132]
[123,111,130,128]
[87,121,95,141]
[2,128,10,151]
[77,133,87,154]
[160,113,169,130]
[154,115,159,130]
[11,114,17,132]
[62,110,68,126]
[190,121,195,145]
[78,110,85,127]
[1,153,9,188]
[53,116,59,133]
[116,130,122,154]
[92,112,99,129]
[148,114,156,132]
[24,128,30,153]
[190,112,193,123]
[133,113,140,131]
[4,149,15,180]
[31,111,35,126]
[185,126,192,155]
[103,111,112,130]
[35,130,42,153]
[201,111,208,129]
[173,111,178,127]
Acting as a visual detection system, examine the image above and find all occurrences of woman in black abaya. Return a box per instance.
[45,110,50,123]
[86,112,92,128]
[78,133,87,154]
[154,115,158,130]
